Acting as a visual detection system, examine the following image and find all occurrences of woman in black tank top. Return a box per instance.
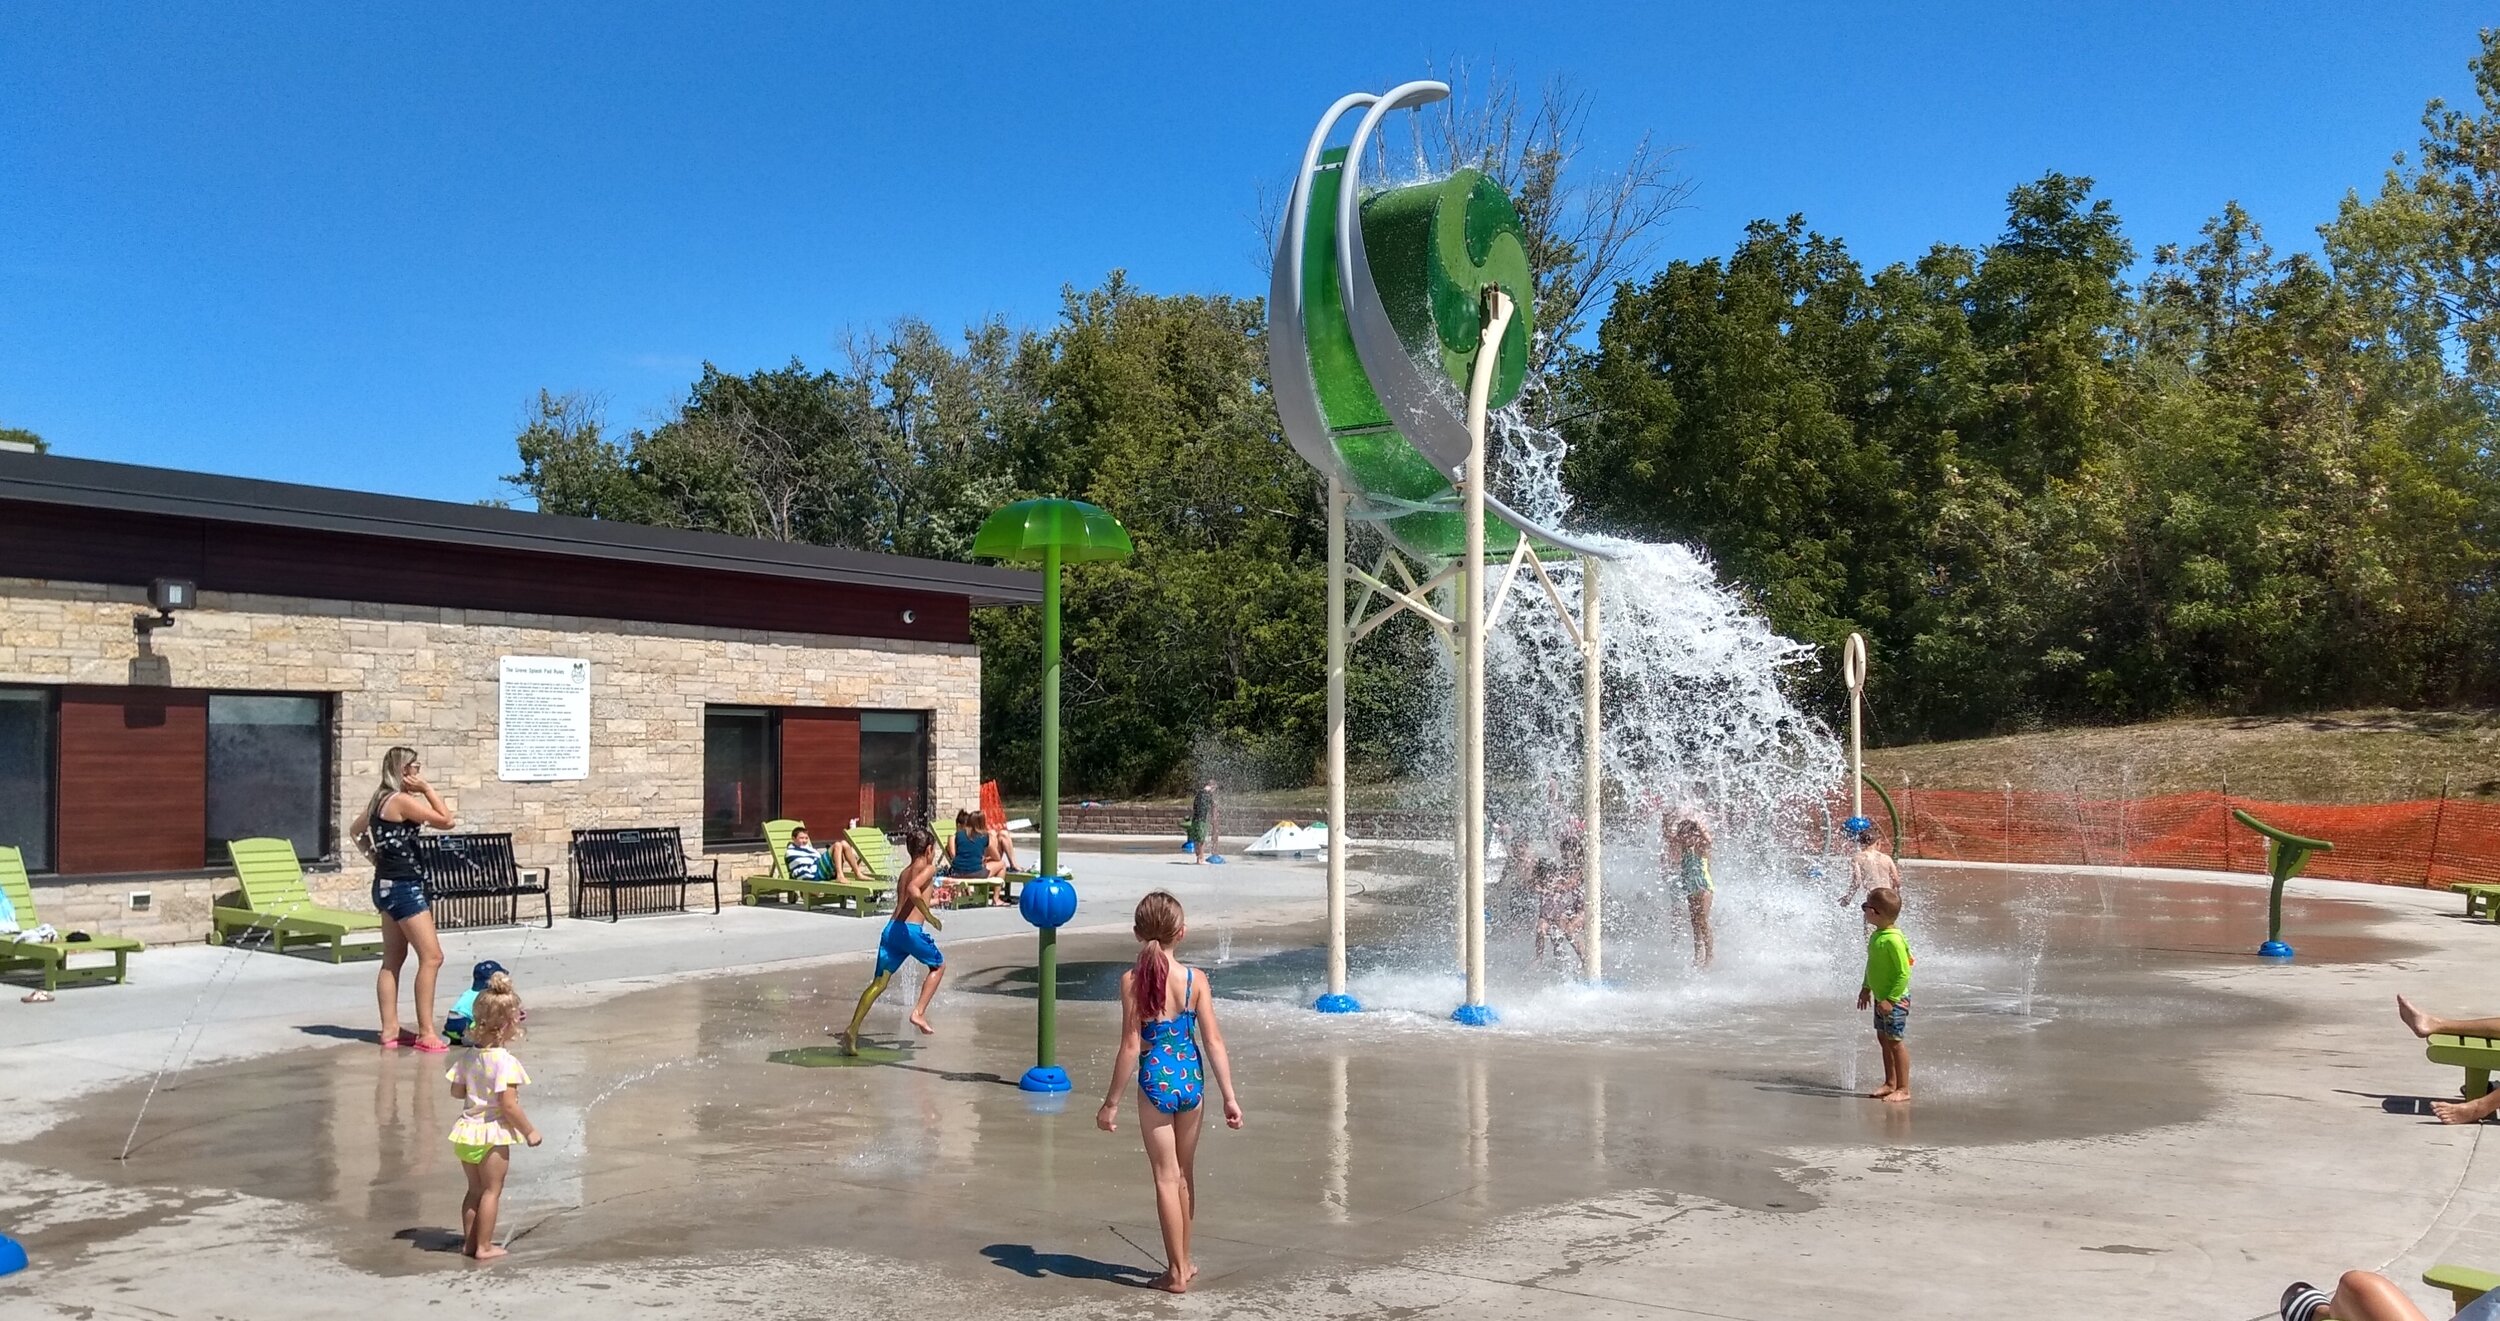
[360,746,456,1051]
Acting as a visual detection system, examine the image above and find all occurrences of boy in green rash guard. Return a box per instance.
[1856,887,1913,1102]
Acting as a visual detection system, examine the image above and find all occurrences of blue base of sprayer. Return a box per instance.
[1451,1003,1499,1027]
[1314,993,1361,1014]
[1018,1066,1072,1093]
[0,1232,25,1276]
[2258,940,2295,960]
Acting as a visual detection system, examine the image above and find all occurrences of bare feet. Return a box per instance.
[1149,1267,1191,1294]
[2432,1097,2496,1124]
[469,1244,508,1262]
[1882,1089,1912,1104]
[2398,995,2439,1039]
[1869,1084,1899,1100]
[909,1012,935,1036]
[836,1030,860,1057]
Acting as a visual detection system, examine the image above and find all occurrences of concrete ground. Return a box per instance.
[2,851,2495,1319]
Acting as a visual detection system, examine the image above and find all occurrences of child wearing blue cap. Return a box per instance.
[1837,816,1901,908]
[443,960,507,1047]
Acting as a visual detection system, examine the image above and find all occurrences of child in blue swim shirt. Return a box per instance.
[442,959,508,1046]
[1096,890,1242,1294]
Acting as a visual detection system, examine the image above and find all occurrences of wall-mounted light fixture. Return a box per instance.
[134,577,195,636]
[901,609,917,625]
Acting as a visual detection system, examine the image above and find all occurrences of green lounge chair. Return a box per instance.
[2455,882,2500,921]
[2425,1263,2498,1310]
[740,819,889,916]
[211,838,383,962]
[847,825,902,882]
[0,846,143,990]
[2426,1033,2500,1099]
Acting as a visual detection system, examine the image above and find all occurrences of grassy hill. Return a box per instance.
[1863,708,2500,804]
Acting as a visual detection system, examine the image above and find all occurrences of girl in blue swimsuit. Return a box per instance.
[1096,890,1242,1295]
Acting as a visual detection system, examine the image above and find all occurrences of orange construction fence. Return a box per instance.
[1879,788,2500,889]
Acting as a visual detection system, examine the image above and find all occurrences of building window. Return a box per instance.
[703,707,775,845]
[0,687,53,872]
[207,695,330,863]
[858,711,929,831]
[2,684,332,876]
[702,705,934,844]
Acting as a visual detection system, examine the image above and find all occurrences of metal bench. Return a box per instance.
[568,827,720,921]
[413,833,551,930]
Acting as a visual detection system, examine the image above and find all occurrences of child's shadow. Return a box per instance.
[393,1227,467,1254]
[981,1243,1159,1287]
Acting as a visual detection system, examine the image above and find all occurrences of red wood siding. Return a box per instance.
[0,501,975,644]
[779,709,861,835]
[57,687,208,873]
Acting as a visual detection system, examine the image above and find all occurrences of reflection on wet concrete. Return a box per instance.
[7,871,2422,1296]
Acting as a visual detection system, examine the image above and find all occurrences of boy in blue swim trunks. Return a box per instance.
[838,824,945,1054]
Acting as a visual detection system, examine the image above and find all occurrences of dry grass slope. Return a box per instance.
[1864,708,2500,804]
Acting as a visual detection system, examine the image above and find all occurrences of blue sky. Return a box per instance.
[2,4,2487,505]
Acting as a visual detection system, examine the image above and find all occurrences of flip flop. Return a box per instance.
[410,1037,450,1054]
[381,1030,417,1048]
[21,990,55,1004]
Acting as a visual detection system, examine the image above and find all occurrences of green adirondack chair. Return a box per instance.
[2426,1263,2498,1310]
[740,819,888,916]
[211,837,383,962]
[0,846,143,990]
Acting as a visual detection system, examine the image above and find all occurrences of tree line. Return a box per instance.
[512,37,2500,794]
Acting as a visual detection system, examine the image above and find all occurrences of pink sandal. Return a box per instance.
[410,1036,449,1054]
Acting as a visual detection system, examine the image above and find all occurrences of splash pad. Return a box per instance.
[1270,86,1846,1018]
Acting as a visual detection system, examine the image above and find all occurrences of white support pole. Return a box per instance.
[1844,632,1869,823]
[1456,290,1515,1022]
[1320,476,1355,1012]
[1580,557,1604,983]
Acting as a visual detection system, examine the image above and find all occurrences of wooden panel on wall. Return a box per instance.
[57,686,208,874]
[778,708,861,836]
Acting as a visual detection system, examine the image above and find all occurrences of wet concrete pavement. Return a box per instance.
[3,855,2496,1319]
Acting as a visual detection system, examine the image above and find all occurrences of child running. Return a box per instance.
[1856,887,1913,1102]
[1096,891,1242,1294]
[1665,815,1716,968]
[446,970,541,1260]
[837,824,945,1053]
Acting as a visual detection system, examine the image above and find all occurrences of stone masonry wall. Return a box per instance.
[0,576,981,945]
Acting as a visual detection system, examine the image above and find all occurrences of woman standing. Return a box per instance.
[358,746,456,1051]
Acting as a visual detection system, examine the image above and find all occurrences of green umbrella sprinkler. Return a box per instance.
[973,498,1133,1093]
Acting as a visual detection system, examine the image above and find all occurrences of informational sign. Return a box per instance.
[498,656,591,782]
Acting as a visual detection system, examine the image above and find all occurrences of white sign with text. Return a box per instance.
[498,656,591,781]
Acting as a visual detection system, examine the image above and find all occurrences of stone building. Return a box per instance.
[0,450,1038,943]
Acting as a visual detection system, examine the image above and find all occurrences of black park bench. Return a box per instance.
[568,827,720,921]
[411,833,552,931]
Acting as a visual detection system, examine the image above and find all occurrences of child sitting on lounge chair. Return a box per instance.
[786,828,869,885]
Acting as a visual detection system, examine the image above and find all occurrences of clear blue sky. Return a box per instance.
[2,3,2487,505]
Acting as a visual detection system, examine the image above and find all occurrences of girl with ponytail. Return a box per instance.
[1096,890,1242,1294]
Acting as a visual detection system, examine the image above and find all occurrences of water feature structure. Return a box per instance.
[1268,81,1621,1022]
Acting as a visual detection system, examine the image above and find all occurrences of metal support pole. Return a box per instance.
[1580,558,1604,983]
[1036,540,1062,1073]
[1454,290,1514,1025]
[1318,478,1358,1012]
[1844,632,1868,824]
[1041,543,1061,876]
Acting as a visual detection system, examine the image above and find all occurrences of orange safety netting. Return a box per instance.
[1878,788,2500,889]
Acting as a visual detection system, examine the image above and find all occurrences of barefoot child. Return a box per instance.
[1096,891,1243,1294]
[1838,817,1902,907]
[1856,887,1913,1102]
[446,970,541,1260]
[1666,816,1717,969]
[838,825,945,1053]
[1530,858,1586,971]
